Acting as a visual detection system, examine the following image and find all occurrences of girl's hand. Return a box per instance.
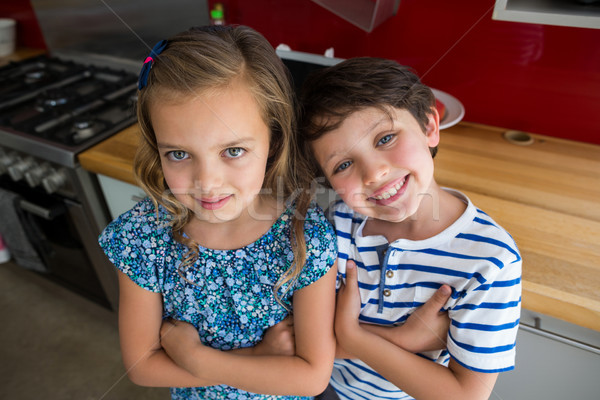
[335,260,363,348]
[160,318,202,365]
[255,315,296,356]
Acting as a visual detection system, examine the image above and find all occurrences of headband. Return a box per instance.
[138,39,168,90]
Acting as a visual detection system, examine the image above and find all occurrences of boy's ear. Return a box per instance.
[425,107,441,147]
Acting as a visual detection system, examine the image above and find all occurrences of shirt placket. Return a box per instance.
[375,244,391,314]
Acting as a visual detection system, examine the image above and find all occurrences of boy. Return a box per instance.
[299,57,522,400]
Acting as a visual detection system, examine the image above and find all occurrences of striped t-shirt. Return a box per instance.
[329,189,522,400]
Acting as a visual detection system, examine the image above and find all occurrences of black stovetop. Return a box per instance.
[0,55,138,167]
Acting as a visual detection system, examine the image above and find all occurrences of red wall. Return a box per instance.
[0,0,46,49]
[213,0,600,145]
[3,1,599,144]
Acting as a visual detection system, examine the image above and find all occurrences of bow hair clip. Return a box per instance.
[138,39,168,90]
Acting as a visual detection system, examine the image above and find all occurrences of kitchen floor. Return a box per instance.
[0,260,170,400]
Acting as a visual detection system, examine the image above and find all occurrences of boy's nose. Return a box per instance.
[362,159,389,186]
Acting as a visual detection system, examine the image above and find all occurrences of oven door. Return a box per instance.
[15,187,110,307]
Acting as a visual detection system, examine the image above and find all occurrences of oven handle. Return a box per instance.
[19,199,66,220]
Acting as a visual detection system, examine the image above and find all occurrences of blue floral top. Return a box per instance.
[99,197,337,400]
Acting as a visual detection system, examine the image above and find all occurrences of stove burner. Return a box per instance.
[25,70,47,84]
[36,88,72,111]
[71,116,102,143]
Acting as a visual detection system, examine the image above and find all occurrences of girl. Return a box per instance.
[99,25,337,399]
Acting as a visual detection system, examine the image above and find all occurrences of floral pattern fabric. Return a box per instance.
[99,197,337,400]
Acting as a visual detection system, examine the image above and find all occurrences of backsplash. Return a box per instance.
[3,0,599,144]
[213,0,600,145]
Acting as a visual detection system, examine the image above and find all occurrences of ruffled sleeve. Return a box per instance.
[294,203,337,290]
[98,198,172,293]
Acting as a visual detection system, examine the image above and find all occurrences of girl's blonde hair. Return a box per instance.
[134,25,312,302]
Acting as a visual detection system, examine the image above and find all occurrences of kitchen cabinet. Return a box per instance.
[493,0,600,29]
[97,174,146,220]
[494,309,600,399]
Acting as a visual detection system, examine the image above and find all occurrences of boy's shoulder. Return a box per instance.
[327,199,366,223]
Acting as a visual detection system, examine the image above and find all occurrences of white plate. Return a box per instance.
[431,88,465,130]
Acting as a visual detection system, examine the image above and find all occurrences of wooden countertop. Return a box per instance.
[79,121,600,332]
[0,48,46,66]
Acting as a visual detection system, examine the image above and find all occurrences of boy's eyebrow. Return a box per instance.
[321,115,390,166]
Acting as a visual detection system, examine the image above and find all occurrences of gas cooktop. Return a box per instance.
[0,55,138,167]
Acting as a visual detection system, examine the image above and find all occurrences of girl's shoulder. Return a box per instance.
[283,199,335,234]
[99,197,173,246]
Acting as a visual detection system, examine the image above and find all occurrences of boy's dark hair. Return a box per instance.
[299,57,438,184]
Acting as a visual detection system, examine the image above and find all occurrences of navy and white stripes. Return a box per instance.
[330,189,522,399]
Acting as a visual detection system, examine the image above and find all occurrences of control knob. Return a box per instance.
[25,163,51,188]
[8,157,36,181]
[0,151,19,175]
[42,169,67,194]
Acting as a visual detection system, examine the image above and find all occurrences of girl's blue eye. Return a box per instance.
[224,147,245,158]
[335,160,352,173]
[377,134,394,146]
[168,150,188,161]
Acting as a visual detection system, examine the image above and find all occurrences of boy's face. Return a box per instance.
[311,107,440,223]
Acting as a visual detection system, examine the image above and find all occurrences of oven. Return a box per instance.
[0,55,138,309]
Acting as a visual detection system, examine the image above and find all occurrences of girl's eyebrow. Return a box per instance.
[157,137,257,150]
[221,137,257,148]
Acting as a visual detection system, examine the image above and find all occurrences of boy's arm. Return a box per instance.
[336,262,498,400]
[361,284,451,353]
[335,285,451,359]
[160,266,337,396]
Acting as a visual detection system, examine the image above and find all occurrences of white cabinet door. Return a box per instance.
[493,310,600,399]
[97,174,146,220]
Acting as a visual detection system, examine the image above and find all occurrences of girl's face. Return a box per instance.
[150,81,271,226]
[311,107,439,223]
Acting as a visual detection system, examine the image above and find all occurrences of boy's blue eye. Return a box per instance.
[335,160,352,173]
[168,150,188,161]
[224,147,245,158]
[377,134,394,146]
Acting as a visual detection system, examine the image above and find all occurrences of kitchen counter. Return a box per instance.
[79,121,600,332]
[0,48,46,66]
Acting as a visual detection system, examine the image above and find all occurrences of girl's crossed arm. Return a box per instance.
[119,266,337,396]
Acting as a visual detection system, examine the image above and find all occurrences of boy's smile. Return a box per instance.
[311,106,440,224]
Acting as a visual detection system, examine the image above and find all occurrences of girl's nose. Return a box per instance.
[193,160,222,192]
[362,159,389,186]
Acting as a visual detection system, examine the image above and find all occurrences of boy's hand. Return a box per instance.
[335,260,363,348]
[255,315,295,356]
[160,318,202,363]
[396,284,451,352]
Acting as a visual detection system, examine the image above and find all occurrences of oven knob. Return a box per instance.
[42,169,67,194]
[25,163,51,188]
[8,157,36,181]
[0,151,19,175]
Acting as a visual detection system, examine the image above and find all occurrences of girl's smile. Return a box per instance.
[197,194,233,211]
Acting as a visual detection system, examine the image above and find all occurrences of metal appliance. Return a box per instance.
[0,0,209,309]
[0,55,138,308]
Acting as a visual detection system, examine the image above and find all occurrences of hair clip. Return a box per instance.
[138,39,169,90]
